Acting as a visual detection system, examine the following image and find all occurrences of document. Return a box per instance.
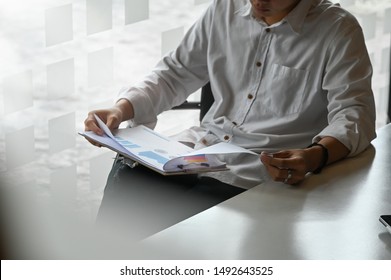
[80,115,257,175]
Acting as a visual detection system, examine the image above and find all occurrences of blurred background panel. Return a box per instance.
[0,0,389,259]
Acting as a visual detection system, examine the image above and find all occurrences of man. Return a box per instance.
[85,0,375,239]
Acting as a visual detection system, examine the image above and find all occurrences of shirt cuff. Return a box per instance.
[116,86,158,128]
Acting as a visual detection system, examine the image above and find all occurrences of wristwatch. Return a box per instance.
[307,142,329,174]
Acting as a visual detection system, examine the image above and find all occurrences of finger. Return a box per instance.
[261,159,287,182]
[106,115,120,131]
[84,115,103,135]
[268,155,302,171]
[261,157,305,184]
[260,152,294,170]
[260,152,274,166]
[283,168,308,185]
[282,169,295,184]
[277,168,293,182]
[268,151,291,159]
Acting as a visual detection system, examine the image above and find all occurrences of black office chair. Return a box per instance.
[172,82,214,121]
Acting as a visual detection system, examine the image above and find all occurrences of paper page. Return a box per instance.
[114,126,194,171]
[163,142,256,172]
[91,115,180,171]
[80,130,130,156]
[84,116,253,173]
[94,114,116,139]
[163,154,226,172]
[184,142,257,156]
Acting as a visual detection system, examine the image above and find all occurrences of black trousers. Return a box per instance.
[96,157,245,241]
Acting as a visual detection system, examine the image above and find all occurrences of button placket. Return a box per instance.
[253,26,273,99]
[236,22,273,125]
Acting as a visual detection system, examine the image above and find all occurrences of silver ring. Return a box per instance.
[284,169,292,183]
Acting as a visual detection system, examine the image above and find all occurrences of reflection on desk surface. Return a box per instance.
[133,125,391,260]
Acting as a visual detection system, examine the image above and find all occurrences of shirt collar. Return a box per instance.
[235,0,315,34]
[235,1,252,18]
[285,0,315,34]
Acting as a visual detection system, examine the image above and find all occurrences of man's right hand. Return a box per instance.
[83,107,124,147]
[83,99,135,146]
[84,107,123,135]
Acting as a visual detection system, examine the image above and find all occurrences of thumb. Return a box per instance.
[260,151,292,169]
[269,150,291,159]
[106,116,121,131]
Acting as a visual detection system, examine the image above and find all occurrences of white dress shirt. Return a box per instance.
[117,0,376,189]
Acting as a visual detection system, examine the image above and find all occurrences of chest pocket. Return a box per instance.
[264,64,309,117]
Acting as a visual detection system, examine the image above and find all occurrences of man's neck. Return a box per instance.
[262,15,285,25]
[259,0,302,25]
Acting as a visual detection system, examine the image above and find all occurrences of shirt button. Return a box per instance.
[265,28,271,33]
[247,93,254,99]
[201,139,207,145]
[224,135,230,141]
[256,61,262,67]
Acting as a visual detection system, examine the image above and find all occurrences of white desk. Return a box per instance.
[134,124,391,259]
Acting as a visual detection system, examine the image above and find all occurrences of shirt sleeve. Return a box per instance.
[116,2,215,126]
[313,20,376,156]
